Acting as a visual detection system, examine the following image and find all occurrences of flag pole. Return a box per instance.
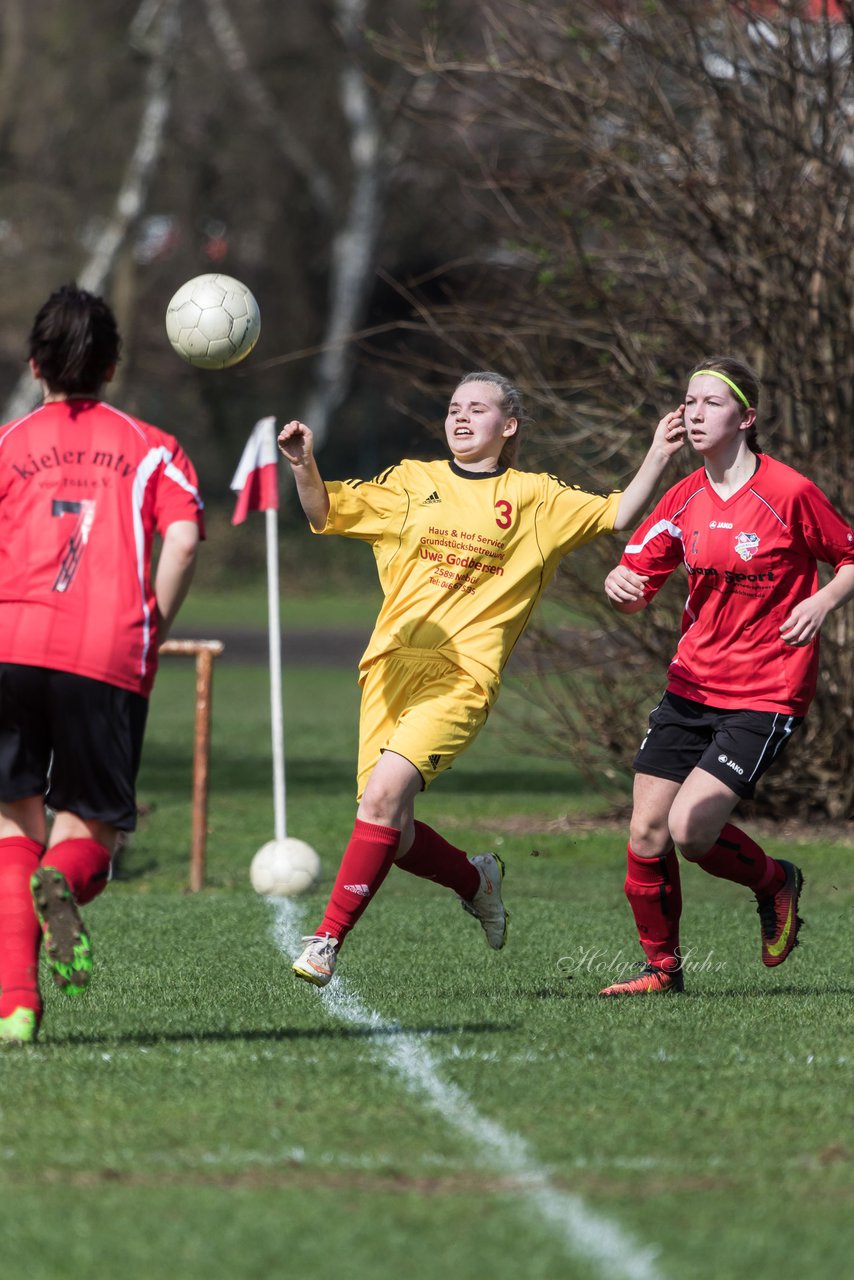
[232,415,321,895]
[264,428,287,842]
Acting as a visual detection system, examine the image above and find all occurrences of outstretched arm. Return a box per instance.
[613,407,685,531]
[277,421,330,530]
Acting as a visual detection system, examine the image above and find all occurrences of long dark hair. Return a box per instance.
[687,356,762,452]
[28,283,121,396]
[455,370,529,468]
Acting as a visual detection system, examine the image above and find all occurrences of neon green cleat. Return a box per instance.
[31,867,93,996]
[756,860,803,968]
[0,1007,39,1046]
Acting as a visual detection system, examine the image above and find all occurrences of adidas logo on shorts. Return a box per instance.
[428,753,441,769]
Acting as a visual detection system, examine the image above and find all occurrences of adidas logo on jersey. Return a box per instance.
[344,883,371,897]
[422,491,441,505]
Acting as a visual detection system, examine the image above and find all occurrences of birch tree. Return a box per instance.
[1,0,180,422]
[203,0,384,449]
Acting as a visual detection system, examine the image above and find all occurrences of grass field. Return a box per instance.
[2,639,854,1279]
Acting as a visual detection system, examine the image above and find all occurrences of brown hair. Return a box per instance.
[28,283,121,396]
[687,356,762,452]
[455,370,529,468]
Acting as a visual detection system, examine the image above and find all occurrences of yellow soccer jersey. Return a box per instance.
[314,458,621,700]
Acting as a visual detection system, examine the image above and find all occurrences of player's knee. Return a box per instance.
[357,781,404,830]
[669,818,717,861]
[629,812,671,857]
[675,840,716,862]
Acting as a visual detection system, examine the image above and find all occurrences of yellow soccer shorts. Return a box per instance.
[356,649,492,798]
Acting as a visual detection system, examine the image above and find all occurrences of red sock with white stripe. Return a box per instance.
[316,819,400,946]
[0,836,44,1018]
[395,821,480,899]
[694,823,785,894]
[43,838,112,905]
[624,844,683,973]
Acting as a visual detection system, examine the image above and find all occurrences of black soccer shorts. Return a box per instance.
[0,663,148,830]
[632,690,803,800]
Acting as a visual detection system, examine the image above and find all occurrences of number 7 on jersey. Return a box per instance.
[52,498,96,592]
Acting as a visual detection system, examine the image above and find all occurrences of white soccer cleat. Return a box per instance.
[292,934,339,987]
[460,853,508,950]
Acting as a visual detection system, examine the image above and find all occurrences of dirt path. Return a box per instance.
[168,625,370,667]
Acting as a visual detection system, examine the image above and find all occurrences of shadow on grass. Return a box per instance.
[111,858,159,881]
[141,747,358,798]
[436,768,591,798]
[549,983,854,999]
[677,984,854,998]
[45,1020,518,1049]
[141,746,582,800]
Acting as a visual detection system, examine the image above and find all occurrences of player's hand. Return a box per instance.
[653,406,686,459]
[779,596,828,646]
[277,421,314,467]
[604,564,649,606]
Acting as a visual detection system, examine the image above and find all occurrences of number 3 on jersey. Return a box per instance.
[52,498,96,592]
[495,499,513,530]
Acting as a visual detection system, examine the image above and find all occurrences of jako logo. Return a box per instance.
[717,754,744,776]
[709,521,733,529]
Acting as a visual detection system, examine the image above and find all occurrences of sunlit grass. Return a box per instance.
[2,589,852,1280]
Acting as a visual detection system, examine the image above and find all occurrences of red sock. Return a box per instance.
[624,844,683,972]
[396,822,480,899]
[317,819,400,945]
[694,824,785,894]
[43,838,112,905]
[0,836,44,1017]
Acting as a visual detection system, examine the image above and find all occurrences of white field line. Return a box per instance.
[271,899,664,1280]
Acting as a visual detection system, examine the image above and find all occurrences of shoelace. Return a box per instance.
[755,896,778,939]
[632,963,679,981]
[610,963,662,984]
[302,934,337,955]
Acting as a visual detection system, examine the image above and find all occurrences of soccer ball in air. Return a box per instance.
[165,273,261,369]
[249,838,322,899]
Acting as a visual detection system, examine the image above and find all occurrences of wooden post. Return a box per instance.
[159,639,224,891]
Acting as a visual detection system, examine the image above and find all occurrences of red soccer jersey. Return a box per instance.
[622,453,854,714]
[0,399,204,697]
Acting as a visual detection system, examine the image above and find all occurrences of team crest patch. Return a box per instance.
[734,532,759,562]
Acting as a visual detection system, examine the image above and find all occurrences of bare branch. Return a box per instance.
[299,0,385,447]
[202,0,337,218]
[2,0,180,422]
[370,0,854,816]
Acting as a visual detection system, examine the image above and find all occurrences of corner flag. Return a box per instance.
[229,414,288,841]
[230,416,279,525]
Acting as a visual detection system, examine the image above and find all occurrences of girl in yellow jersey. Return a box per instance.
[278,371,684,985]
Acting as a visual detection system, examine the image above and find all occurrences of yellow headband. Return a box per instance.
[691,369,750,409]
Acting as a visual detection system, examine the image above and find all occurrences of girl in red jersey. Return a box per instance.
[0,284,204,1042]
[278,371,685,987]
[600,356,854,995]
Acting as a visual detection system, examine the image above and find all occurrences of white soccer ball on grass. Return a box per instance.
[249,838,321,899]
[165,273,261,369]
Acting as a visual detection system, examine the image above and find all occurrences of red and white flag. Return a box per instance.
[230,417,278,525]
